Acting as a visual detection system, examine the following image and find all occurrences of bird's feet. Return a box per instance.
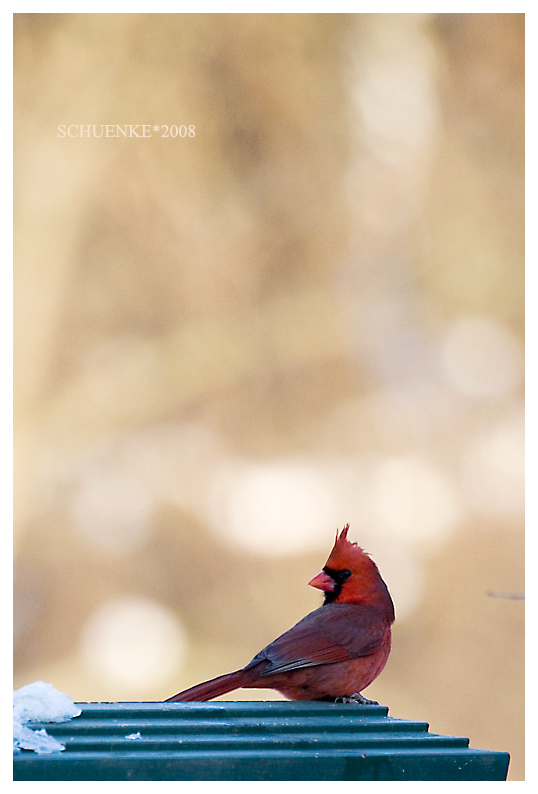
[334,692,378,705]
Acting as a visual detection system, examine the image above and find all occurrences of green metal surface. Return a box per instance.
[13,701,510,781]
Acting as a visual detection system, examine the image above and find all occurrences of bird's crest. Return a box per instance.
[325,523,372,571]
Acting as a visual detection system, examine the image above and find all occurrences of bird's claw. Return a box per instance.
[334,692,378,705]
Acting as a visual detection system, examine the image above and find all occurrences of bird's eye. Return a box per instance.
[340,569,351,580]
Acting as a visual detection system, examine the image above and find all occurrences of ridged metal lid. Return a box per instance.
[13,701,510,781]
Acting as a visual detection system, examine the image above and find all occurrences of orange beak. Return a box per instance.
[308,571,335,592]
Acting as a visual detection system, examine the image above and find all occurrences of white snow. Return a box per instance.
[13,723,66,754]
[13,681,82,754]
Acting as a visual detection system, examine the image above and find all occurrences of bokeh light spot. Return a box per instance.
[207,460,338,556]
[441,315,523,400]
[70,463,153,554]
[461,406,524,516]
[80,597,187,689]
[372,456,461,544]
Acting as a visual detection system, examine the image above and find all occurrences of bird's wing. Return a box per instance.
[246,603,388,676]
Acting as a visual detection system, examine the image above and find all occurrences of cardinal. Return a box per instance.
[166,524,394,703]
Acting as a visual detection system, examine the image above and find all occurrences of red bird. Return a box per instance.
[166,524,394,703]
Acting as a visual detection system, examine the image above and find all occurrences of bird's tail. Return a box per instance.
[165,669,250,702]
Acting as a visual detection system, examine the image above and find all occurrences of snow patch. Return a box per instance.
[13,681,81,754]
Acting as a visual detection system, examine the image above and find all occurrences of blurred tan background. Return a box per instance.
[13,13,524,779]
